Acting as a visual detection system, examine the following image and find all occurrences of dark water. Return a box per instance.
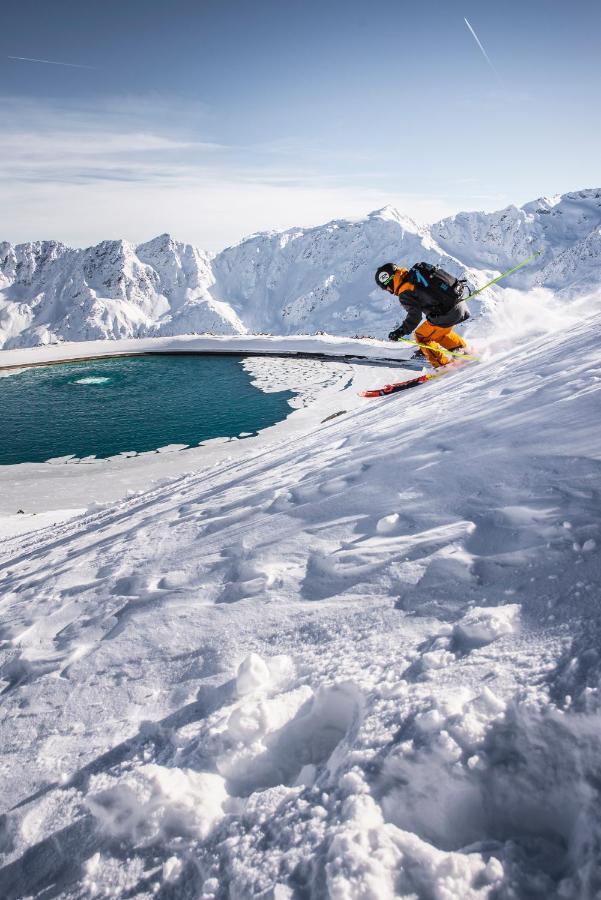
[0,354,295,465]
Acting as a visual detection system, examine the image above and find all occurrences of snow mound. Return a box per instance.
[453,604,520,650]
[87,765,228,843]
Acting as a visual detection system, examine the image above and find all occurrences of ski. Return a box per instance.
[359,373,432,397]
[359,358,475,398]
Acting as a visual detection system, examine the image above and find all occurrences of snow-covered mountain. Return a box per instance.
[0,236,244,350]
[1,188,601,349]
[433,189,601,293]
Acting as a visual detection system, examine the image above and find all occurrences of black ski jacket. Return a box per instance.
[394,294,470,337]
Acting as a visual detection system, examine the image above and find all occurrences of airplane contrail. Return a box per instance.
[8,55,99,70]
[463,18,503,85]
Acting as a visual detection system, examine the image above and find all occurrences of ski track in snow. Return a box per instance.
[1,313,601,898]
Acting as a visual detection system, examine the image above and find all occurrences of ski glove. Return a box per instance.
[388,327,409,342]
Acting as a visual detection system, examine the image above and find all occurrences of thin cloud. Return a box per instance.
[0,94,482,249]
[0,175,462,251]
[0,131,225,157]
[8,55,99,70]
[0,96,230,188]
[463,18,503,86]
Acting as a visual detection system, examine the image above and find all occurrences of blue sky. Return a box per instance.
[1,0,599,249]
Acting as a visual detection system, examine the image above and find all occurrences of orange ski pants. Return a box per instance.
[414,321,467,368]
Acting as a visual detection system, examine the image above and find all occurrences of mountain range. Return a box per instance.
[1,187,600,349]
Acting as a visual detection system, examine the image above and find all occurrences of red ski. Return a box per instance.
[359,373,432,398]
[359,358,475,398]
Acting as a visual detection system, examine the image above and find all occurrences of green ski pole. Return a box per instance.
[463,249,543,302]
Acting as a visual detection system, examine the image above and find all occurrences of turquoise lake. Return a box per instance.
[0,354,295,466]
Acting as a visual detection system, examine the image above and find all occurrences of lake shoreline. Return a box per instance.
[0,336,416,536]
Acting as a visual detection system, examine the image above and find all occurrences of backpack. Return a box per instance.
[407,262,467,314]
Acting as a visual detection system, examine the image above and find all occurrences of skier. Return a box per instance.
[375,262,470,368]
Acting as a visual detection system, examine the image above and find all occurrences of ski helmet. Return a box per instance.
[375,263,398,289]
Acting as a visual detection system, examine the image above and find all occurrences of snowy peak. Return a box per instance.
[432,188,601,292]
[522,194,563,214]
[522,187,601,216]
[1,239,69,287]
[136,232,177,254]
[136,234,214,294]
[0,235,235,349]
[368,204,423,233]
[521,189,601,244]
[211,204,447,335]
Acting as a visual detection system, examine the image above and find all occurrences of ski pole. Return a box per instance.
[462,249,543,302]
[396,337,480,361]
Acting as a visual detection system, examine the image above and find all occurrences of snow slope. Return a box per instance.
[2,187,601,349]
[1,309,601,898]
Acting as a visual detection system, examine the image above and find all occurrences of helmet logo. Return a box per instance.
[378,271,392,285]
